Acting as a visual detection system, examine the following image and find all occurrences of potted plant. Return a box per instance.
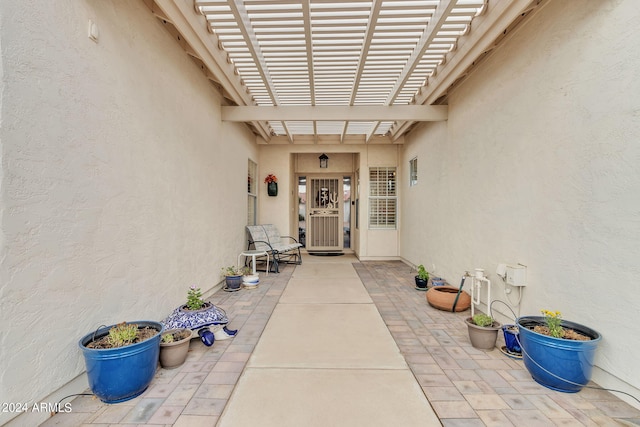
[222,266,243,291]
[161,286,234,347]
[78,320,163,403]
[501,324,522,357]
[465,313,501,350]
[159,328,192,369]
[158,286,204,368]
[414,264,429,290]
[517,310,601,392]
[264,173,278,196]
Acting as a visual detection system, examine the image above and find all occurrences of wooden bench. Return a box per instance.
[246,224,302,273]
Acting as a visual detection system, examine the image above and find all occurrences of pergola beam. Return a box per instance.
[343,0,383,142]
[154,0,271,141]
[384,0,456,105]
[221,105,448,122]
[389,0,542,141]
[227,0,279,105]
[155,0,248,106]
[301,0,316,106]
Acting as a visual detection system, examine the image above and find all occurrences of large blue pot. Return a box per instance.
[79,321,163,403]
[517,316,601,393]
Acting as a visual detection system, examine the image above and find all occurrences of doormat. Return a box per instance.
[308,252,344,256]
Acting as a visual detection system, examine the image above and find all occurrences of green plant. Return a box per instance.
[541,309,563,338]
[108,322,139,348]
[186,285,205,310]
[416,264,429,281]
[161,329,191,344]
[472,313,494,327]
[222,265,243,276]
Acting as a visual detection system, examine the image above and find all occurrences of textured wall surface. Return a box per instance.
[401,0,640,399]
[0,1,256,424]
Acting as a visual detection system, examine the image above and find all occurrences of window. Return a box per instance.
[247,159,257,225]
[369,167,397,229]
[409,157,418,187]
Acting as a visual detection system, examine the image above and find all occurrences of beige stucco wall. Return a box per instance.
[0,1,257,425]
[401,0,640,403]
[295,152,355,174]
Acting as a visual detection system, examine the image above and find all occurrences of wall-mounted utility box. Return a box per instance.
[506,265,526,286]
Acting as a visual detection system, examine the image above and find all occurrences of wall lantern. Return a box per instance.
[319,153,329,169]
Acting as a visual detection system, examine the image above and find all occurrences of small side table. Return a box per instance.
[238,250,269,275]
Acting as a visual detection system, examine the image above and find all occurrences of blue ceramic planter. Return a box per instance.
[502,325,521,354]
[431,277,445,286]
[225,275,243,290]
[79,321,163,403]
[517,316,601,393]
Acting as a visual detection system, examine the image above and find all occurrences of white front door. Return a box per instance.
[306,176,343,251]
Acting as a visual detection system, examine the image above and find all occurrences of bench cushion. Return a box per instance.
[246,225,271,252]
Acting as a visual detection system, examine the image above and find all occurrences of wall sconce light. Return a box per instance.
[319,153,329,169]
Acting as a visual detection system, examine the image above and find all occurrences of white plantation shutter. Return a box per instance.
[369,167,397,229]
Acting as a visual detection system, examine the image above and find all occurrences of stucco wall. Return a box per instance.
[401,0,640,401]
[295,152,355,174]
[0,1,256,424]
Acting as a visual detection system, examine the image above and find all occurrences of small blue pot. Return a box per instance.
[225,275,243,290]
[517,316,601,393]
[431,277,445,286]
[79,321,163,403]
[502,325,521,354]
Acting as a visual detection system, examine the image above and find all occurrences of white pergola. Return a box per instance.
[144,0,544,143]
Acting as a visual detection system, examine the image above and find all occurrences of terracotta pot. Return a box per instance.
[159,328,192,369]
[426,286,471,312]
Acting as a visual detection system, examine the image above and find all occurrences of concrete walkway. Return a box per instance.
[217,255,440,426]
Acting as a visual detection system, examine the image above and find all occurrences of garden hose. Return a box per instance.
[451,275,467,312]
